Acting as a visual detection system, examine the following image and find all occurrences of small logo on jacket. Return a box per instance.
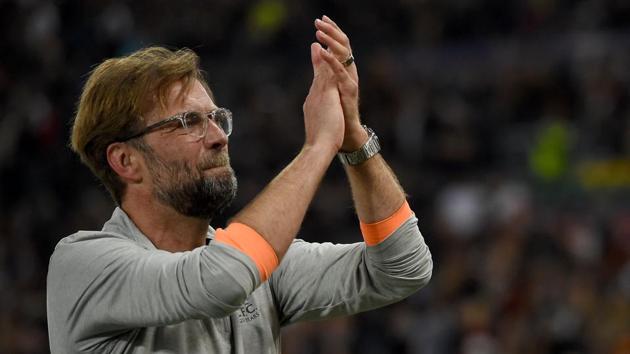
[237,301,260,323]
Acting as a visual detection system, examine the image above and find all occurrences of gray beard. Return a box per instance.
[145,152,237,220]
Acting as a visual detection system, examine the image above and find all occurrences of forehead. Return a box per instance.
[145,79,217,124]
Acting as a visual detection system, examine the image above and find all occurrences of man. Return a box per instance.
[47,16,432,353]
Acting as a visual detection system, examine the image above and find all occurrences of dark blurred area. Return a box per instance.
[1,0,629,353]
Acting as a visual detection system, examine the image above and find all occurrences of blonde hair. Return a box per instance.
[71,47,209,204]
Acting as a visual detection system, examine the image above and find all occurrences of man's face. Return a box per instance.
[139,79,237,220]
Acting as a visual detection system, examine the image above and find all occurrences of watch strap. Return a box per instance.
[337,125,381,166]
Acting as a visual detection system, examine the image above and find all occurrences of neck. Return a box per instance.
[120,193,209,252]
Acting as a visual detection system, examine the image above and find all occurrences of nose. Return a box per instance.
[202,119,228,150]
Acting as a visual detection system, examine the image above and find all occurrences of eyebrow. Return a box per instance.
[184,105,219,113]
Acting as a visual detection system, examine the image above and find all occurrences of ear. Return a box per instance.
[106,142,144,184]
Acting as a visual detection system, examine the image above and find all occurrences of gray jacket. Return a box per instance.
[47,207,432,353]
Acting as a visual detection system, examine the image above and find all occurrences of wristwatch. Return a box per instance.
[337,125,381,166]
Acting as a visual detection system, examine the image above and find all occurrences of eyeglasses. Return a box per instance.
[118,107,233,142]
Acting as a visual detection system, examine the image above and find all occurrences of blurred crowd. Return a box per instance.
[1,0,629,353]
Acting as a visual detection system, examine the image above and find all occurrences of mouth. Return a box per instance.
[199,154,230,171]
[200,163,234,178]
[203,165,228,171]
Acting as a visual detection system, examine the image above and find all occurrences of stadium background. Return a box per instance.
[1,0,629,353]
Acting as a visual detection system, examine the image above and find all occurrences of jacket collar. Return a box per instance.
[101,207,215,250]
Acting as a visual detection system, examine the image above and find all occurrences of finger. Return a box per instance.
[322,15,341,30]
[315,18,350,48]
[320,48,360,120]
[319,48,356,91]
[313,42,338,83]
[310,42,324,73]
[315,30,349,60]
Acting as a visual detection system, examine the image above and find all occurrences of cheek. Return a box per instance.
[154,143,199,166]
[144,135,206,172]
[159,139,183,155]
[146,132,190,152]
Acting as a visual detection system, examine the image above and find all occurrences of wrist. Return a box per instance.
[338,125,381,166]
[302,141,338,160]
[341,124,369,152]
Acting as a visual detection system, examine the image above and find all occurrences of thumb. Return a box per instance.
[310,42,324,76]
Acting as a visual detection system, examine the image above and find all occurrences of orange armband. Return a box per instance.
[214,223,279,282]
[359,201,414,246]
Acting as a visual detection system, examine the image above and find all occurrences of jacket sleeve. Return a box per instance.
[46,230,266,349]
[269,214,433,326]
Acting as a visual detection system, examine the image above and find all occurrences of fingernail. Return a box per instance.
[315,19,322,24]
[323,15,330,21]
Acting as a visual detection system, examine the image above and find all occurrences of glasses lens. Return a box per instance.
[182,112,208,138]
[180,109,232,140]
[212,108,232,136]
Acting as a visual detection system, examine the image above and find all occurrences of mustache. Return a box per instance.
[198,153,230,170]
